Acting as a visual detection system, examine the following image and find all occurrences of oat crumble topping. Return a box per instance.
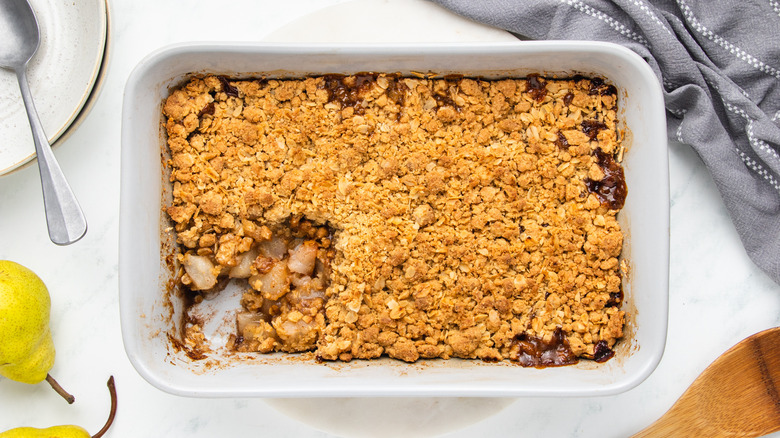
[162,73,627,366]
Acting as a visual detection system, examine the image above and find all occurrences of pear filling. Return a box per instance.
[179,216,334,354]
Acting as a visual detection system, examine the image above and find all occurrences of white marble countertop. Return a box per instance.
[1,0,779,436]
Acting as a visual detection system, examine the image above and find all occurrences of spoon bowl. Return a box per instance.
[633,327,780,437]
[0,0,87,245]
[0,1,39,65]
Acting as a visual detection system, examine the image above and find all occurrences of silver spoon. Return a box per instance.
[0,0,87,245]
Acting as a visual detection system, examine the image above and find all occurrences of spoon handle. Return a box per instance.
[16,67,87,245]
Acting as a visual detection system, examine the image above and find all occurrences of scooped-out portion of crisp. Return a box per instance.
[162,72,627,367]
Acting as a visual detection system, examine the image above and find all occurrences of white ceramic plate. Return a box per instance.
[0,0,107,175]
[263,0,518,44]
[120,41,669,398]
[262,4,522,436]
[268,5,524,436]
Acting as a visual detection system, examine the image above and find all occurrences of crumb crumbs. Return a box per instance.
[163,73,626,365]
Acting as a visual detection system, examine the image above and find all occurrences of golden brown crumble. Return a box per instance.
[162,72,626,366]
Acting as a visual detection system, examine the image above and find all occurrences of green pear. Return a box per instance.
[0,260,73,403]
[0,377,117,438]
[0,425,90,438]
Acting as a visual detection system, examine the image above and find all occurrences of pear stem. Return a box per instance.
[92,376,117,438]
[45,373,75,404]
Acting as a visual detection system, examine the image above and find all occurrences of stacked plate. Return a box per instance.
[0,0,109,175]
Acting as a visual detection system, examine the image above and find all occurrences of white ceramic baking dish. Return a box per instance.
[119,42,669,397]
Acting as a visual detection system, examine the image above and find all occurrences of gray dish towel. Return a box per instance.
[432,0,780,284]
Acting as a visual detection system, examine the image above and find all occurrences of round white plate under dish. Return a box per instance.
[263,0,517,43]
[263,1,517,437]
[0,0,107,175]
